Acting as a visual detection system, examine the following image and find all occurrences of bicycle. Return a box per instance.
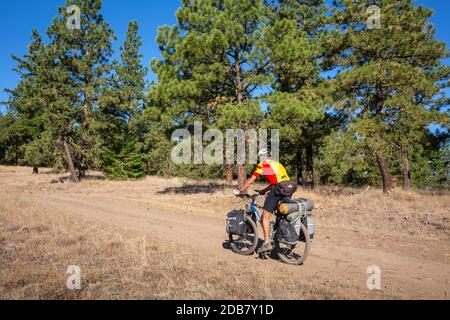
[228,192,311,265]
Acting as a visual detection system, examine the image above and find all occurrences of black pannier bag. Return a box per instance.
[226,210,246,236]
[279,198,316,241]
[274,181,298,197]
[278,216,302,245]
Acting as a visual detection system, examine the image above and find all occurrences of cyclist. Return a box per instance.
[236,148,292,254]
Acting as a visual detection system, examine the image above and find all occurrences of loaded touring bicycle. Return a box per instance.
[226,191,316,265]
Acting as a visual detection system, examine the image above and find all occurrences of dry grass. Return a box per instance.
[299,186,449,240]
[0,188,365,300]
[187,180,449,242]
[1,166,449,300]
[150,175,450,239]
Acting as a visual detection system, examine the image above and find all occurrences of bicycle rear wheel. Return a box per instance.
[228,215,258,256]
[274,222,310,265]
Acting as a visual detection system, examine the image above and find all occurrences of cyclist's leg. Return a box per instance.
[261,190,279,244]
[261,210,272,244]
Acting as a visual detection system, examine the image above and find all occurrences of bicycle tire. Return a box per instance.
[228,215,259,256]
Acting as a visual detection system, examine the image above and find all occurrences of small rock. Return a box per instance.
[1,244,18,255]
[19,226,31,233]
[17,279,27,287]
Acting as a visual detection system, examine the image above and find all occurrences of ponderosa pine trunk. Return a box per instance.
[234,52,247,189]
[402,148,411,192]
[376,154,391,194]
[305,143,315,189]
[33,166,39,174]
[63,138,79,183]
[296,148,305,187]
[373,82,392,195]
[226,164,233,185]
[237,165,246,190]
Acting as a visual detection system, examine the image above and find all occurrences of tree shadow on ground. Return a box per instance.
[157,182,235,195]
[51,175,106,184]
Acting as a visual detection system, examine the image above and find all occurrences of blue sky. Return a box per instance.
[0,0,449,115]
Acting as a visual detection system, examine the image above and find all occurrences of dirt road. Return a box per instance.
[2,167,449,299]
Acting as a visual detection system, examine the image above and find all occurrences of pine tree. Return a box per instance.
[422,130,449,189]
[22,132,54,174]
[41,0,116,181]
[151,0,272,187]
[264,0,333,188]
[4,30,49,171]
[102,139,145,180]
[317,129,380,186]
[105,21,147,127]
[329,0,449,193]
[0,113,18,164]
[101,21,147,179]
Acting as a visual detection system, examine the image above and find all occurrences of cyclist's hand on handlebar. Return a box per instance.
[234,190,247,197]
[234,190,252,199]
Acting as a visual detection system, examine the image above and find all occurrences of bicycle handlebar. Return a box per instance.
[236,193,261,201]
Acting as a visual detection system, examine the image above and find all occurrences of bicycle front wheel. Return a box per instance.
[228,215,258,256]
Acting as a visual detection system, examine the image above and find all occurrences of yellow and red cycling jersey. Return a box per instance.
[252,159,290,186]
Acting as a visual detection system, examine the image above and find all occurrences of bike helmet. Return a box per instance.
[258,148,270,157]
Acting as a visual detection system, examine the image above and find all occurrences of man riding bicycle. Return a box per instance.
[236,148,293,255]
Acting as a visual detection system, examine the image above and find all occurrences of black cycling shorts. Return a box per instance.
[263,189,283,213]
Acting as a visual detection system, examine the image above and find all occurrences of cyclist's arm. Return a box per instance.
[259,185,273,195]
[239,176,257,194]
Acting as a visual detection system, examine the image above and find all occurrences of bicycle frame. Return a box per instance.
[248,201,262,222]
[245,196,281,243]
[241,194,281,221]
